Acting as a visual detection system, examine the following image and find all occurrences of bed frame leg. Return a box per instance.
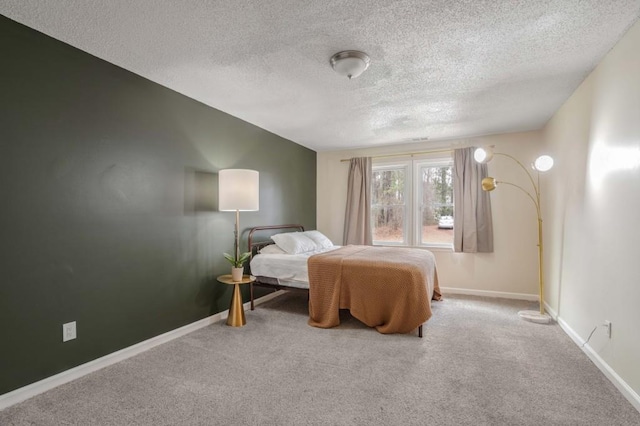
[418,325,423,338]
[250,282,255,311]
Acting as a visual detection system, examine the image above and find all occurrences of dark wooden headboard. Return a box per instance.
[247,224,305,258]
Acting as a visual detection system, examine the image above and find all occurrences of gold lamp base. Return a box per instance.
[226,284,246,327]
[518,310,552,324]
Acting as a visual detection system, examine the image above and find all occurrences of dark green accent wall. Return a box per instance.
[0,16,316,395]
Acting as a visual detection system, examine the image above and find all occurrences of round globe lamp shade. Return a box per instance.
[218,169,259,211]
[533,155,554,172]
[474,147,494,163]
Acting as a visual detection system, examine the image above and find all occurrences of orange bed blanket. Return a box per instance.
[307,245,441,334]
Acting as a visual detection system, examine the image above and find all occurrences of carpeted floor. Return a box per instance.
[1,293,639,425]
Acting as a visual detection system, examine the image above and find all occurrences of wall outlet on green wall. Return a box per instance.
[62,322,76,342]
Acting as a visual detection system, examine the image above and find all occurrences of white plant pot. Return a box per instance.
[231,267,244,282]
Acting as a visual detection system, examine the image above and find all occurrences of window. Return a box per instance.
[371,163,410,245]
[372,156,454,248]
[417,160,454,246]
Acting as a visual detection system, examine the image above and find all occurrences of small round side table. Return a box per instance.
[217,274,255,327]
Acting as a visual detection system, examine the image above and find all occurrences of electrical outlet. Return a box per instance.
[604,320,612,339]
[63,321,77,342]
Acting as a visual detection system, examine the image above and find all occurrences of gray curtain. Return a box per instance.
[343,157,373,245]
[453,148,493,252]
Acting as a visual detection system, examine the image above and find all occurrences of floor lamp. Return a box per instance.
[218,169,260,274]
[474,147,553,324]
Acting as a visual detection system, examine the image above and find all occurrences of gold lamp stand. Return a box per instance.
[227,282,246,327]
[477,149,553,324]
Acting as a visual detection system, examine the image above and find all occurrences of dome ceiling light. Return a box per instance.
[330,50,370,79]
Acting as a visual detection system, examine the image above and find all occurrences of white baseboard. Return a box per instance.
[543,302,558,320]
[440,286,538,301]
[557,317,640,413]
[0,290,285,411]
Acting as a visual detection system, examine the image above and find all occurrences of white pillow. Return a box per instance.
[259,244,287,255]
[271,232,317,254]
[302,230,334,250]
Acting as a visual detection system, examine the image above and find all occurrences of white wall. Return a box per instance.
[543,20,640,396]
[317,131,551,297]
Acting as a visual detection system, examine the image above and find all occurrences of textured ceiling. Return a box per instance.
[2,1,639,151]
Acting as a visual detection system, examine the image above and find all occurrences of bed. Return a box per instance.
[248,224,441,336]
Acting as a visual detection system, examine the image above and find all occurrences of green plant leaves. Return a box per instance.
[223,251,251,267]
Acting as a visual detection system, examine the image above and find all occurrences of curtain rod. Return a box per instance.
[340,147,454,162]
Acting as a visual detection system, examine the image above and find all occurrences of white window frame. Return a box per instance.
[372,155,453,249]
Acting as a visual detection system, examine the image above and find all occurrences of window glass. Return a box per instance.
[419,164,453,245]
[371,165,407,244]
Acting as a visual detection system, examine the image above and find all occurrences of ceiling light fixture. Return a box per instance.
[330,50,370,79]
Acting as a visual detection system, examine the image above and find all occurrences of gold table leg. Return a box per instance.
[226,283,246,327]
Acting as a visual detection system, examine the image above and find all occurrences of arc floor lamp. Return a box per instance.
[474,147,554,324]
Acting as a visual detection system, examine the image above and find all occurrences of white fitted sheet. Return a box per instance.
[250,246,340,286]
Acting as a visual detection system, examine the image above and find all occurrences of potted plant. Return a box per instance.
[224,251,251,282]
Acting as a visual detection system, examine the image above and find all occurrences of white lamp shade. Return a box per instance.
[474,147,494,163]
[218,169,259,211]
[533,155,554,172]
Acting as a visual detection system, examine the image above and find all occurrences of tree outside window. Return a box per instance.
[419,164,453,245]
[371,165,407,244]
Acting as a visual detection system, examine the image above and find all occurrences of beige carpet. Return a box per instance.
[1,293,639,425]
